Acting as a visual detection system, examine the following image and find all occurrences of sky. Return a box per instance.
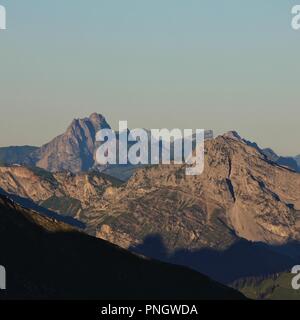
[0,0,299,155]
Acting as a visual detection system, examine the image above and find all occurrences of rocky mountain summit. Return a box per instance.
[96,133,300,246]
[226,131,299,172]
[33,113,111,172]
[0,113,110,173]
[1,132,300,247]
[0,113,214,180]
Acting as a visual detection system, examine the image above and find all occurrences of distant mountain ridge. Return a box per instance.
[223,131,299,172]
[261,149,299,172]
[1,132,299,245]
[0,114,299,288]
[0,146,38,166]
[0,113,110,172]
[0,113,215,180]
[1,114,297,176]
[1,131,300,283]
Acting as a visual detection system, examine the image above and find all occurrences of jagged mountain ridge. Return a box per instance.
[0,114,297,176]
[0,165,120,224]
[96,134,300,246]
[2,113,297,178]
[0,194,244,299]
[32,113,111,172]
[0,113,214,180]
[226,131,299,172]
[1,132,300,246]
[0,114,110,172]
[0,146,38,166]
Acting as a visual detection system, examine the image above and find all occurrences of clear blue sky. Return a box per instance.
[0,0,299,155]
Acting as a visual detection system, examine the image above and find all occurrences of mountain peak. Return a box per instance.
[33,113,111,172]
[222,131,242,141]
[88,113,110,130]
[89,112,105,122]
[68,113,109,129]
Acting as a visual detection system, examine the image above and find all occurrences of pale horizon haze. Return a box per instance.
[0,1,299,156]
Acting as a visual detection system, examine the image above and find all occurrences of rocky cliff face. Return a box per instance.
[32,113,110,172]
[230,132,299,172]
[0,165,119,225]
[0,114,111,173]
[1,133,300,249]
[0,113,215,180]
[96,133,300,248]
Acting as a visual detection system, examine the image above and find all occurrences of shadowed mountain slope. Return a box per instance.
[129,234,297,284]
[0,195,244,300]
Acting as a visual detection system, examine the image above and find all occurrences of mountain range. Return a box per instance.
[0,114,298,177]
[0,113,212,180]
[0,113,299,298]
